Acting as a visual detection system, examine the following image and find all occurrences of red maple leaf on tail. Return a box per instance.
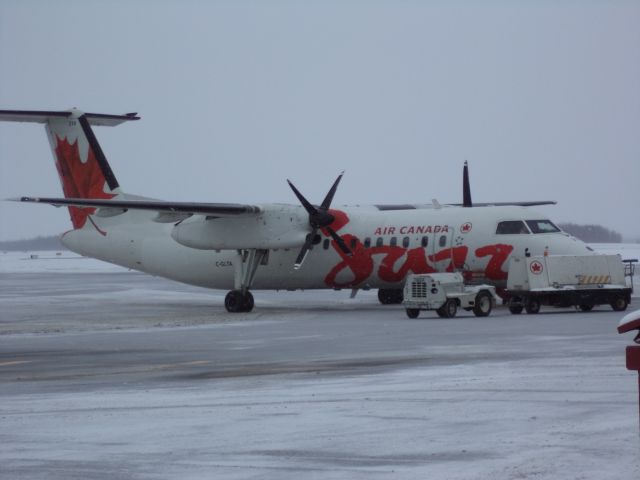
[54,136,115,229]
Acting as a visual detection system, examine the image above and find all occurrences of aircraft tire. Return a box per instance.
[225,290,254,313]
[242,291,255,312]
[378,289,403,305]
[509,305,523,315]
[473,291,493,317]
[579,304,594,312]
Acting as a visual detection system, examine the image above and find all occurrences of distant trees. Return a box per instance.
[558,223,623,243]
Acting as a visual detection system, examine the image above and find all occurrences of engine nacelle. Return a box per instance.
[171,204,309,250]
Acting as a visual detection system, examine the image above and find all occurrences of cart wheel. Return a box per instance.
[473,291,493,317]
[525,298,541,314]
[610,296,628,312]
[509,305,524,315]
[405,308,420,319]
[578,304,593,312]
[437,299,457,318]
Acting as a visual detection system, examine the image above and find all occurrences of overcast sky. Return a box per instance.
[1,0,638,242]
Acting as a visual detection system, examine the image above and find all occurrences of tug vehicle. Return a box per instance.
[403,272,498,319]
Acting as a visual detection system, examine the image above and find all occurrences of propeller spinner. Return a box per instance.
[287,172,352,269]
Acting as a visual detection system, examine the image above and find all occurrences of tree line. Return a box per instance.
[557,223,623,243]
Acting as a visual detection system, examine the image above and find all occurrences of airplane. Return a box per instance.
[0,108,594,312]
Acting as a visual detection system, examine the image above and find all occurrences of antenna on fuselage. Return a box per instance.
[462,160,473,207]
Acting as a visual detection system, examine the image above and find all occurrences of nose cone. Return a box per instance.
[542,233,594,256]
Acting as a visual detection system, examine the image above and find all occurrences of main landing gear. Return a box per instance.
[225,249,268,313]
[224,290,254,313]
[378,288,404,305]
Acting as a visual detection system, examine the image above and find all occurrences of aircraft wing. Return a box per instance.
[14,196,262,217]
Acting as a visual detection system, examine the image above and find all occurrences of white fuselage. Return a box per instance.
[61,203,592,292]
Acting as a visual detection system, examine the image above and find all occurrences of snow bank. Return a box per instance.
[0,250,128,274]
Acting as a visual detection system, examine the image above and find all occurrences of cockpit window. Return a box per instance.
[496,220,530,235]
[526,219,560,234]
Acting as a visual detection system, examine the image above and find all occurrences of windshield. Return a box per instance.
[496,220,530,234]
[526,219,560,234]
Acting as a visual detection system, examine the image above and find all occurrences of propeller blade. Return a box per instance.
[294,229,317,270]
[320,171,344,210]
[326,227,352,256]
[289,172,347,269]
[462,161,472,208]
[287,179,318,215]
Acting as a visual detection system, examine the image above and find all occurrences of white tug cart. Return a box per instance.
[402,272,498,319]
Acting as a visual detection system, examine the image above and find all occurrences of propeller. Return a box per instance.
[287,172,352,269]
[462,160,472,207]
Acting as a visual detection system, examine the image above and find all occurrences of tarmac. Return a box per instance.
[1,265,639,479]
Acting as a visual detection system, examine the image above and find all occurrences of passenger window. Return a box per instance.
[390,237,397,247]
[323,239,330,250]
[496,220,530,235]
[402,237,410,248]
[364,237,371,248]
[439,235,447,247]
[526,219,560,234]
[376,237,384,247]
[421,236,428,247]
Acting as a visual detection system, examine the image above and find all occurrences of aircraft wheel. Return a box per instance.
[509,305,524,315]
[610,295,628,312]
[225,290,254,313]
[405,308,420,319]
[242,291,255,312]
[525,297,541,314]
[437,299,457,318]
[378,289,403,304]
[473,291,493,317]
[579,304,593,312]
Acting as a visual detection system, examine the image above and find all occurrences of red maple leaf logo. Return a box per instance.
[54,136,115,229]
[460,222,472,233]
[530,261,543,274]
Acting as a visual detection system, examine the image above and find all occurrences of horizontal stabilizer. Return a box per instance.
[0,109,139,126]
[447,201,557,207]
[12,196,262,217]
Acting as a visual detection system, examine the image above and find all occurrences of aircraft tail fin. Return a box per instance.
[0,109,139,229]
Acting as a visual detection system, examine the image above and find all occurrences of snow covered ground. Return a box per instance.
[2,347,638,480]
[0,249,128,274]
[1,245,640,479]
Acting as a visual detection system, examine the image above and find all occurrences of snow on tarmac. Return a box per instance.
[1,246,640,479]
[1,340,638,480]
